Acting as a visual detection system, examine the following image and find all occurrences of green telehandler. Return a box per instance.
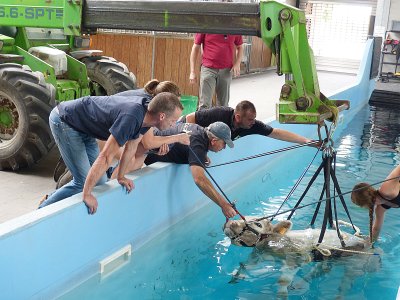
[0,0,136,171]
[0,0,350,173]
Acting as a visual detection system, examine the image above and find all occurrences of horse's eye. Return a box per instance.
[254,222,262,228]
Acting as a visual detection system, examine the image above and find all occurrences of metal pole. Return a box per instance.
[83,1,261,36]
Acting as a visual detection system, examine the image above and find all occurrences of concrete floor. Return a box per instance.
[0,70,357,224]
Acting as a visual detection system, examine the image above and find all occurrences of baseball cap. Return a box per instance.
[207,122,234,148]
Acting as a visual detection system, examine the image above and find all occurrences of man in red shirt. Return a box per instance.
[189,33,243,110]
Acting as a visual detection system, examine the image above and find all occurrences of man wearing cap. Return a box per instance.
[144,121,237,218]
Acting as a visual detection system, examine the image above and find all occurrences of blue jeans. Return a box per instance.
[39,108,107,208]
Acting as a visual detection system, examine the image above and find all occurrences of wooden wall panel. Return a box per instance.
[128,35,140,81]
[154,38,166,80]
[249,36,273,70]
[91,33,273,97]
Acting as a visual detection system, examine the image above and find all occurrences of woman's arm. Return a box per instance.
[380,165,400,198]
[372,205,386,241]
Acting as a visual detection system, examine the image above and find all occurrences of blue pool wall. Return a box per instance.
[0,38,375,299]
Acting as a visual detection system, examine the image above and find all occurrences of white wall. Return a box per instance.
[388,0,400,29]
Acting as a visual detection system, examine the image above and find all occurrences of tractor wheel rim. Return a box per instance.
[0,92,19,145]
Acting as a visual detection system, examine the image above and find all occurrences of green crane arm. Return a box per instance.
[259,2,349,124]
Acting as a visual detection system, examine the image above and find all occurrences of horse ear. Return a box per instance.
[273,220,292,234]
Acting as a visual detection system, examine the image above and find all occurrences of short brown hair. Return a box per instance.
[144,79,181,97]
[235,100,256,115]
[148,92,183,117]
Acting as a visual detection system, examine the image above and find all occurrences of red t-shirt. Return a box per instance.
[194,34,243,69]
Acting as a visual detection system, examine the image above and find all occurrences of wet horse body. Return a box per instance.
[223,218,376,298]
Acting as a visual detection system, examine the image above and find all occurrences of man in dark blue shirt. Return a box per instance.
[39,92,183,214]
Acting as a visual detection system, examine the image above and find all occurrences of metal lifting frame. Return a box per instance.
[286,139,357,248]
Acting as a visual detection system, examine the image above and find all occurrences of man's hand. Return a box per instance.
[118,176,135,193]
[189,71,197,84]
[307,139,323,148]
[178,132,191,145]
[157,144,170,156]
[83,193,98,215]
[231,63,241,77]
[221,202,237,218]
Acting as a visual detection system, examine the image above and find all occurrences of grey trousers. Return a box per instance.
[198,65,232,110]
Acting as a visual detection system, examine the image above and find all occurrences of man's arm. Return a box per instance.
[189,44,201,84]
[116,137,142,187]
[185,112,196,123]
[141,128,190,150]
[232,44,244,77]
[268,128,312,144]
[190,165,236,218]
[82,134,121,214]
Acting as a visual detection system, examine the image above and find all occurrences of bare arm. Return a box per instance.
[372,205,386,242]
[141,128,190,150]
[268,128,312,144]
[189,44,201,84]
[117,137,142,183]
[83,134,121,214]
[232,44,244,77]
[190,165,236,218]
[380,164,400,198]
[185,112,196,123]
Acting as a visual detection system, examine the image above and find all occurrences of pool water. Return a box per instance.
[61,103,400,300]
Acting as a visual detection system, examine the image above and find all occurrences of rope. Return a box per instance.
[314,245,379,256]
[188,146,246,221]
[271,142,324,221]
[254,175,400,222]
[207,141,319,169]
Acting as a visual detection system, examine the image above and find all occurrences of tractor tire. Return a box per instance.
[81,56,136,96]
[0,63,55,170]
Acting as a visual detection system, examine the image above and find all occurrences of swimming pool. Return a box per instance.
[0,37,377,299]
[60,103,400,299]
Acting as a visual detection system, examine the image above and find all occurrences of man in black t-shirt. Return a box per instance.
[182,100,315,144]
[39,92,183,214]
[144,122,237,219]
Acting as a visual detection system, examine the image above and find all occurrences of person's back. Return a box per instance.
[183,104,274,141]
[58,94,150,143]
